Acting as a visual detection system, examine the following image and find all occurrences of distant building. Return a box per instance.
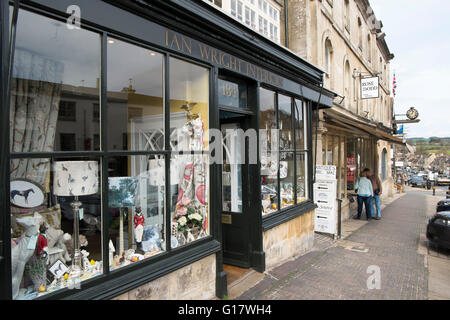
[277,0,402,219]
[203,0,282,43]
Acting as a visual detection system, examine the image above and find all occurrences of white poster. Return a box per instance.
[360,77,379,99]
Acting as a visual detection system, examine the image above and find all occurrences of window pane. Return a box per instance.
[294,99,305,150]
[169,58,209,151]
[107,38,164,151]
[231,0,236,16]
[237,1,243,21]
[296,153,308,203]
[261,152,278,215]
[10,157,102,299]
[169,58,210,247]
[260,88,276,152]
[278,94,293,151]
[171,153,209,248]
[280,152,295,209]
[108,155,165,271]
[10,9,100,153]
[222,124,243,213]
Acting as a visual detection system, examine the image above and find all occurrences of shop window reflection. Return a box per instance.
[10,9,101,153]
[107,38,164,151]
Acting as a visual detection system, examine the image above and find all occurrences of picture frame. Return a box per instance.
[48,259,69,280]
[10,179,46,208]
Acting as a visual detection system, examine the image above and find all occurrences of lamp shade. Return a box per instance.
[53,161,99,196]
[108,177,138,208]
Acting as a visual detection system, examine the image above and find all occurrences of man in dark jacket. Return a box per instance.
[368,170,382,220]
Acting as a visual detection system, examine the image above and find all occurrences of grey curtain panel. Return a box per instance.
[9,48,63,190]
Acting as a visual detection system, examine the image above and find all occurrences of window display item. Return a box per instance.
[53,161,99,277]
[11,213,43,299]
[10,179,46,208]
[133,207,145,254]
[108,177,138,255]
[173,117,208,244]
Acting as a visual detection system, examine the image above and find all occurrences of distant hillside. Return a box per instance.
[407,137,450,155]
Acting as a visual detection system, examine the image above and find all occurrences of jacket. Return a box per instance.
[355,177,374,197]
[368,174,382,194]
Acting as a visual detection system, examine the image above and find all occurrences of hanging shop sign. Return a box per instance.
[360,77,379,99]
[314,166,337,235]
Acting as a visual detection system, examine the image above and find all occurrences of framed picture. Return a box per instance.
[10,179,46,208]
[48,259,69,279]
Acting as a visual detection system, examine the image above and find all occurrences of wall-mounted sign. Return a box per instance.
[360,77,379,99]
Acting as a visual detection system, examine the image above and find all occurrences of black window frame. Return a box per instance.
[259,84,315,231]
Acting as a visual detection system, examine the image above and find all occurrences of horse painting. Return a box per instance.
[11,188,35,204]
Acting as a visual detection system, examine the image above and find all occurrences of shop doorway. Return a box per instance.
[220,111,252,268]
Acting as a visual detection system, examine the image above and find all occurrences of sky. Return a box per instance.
[371,0,450,138]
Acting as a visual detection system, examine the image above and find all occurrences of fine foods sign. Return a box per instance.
[360,77,379,99]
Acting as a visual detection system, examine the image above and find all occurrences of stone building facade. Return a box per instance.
[280,0,402,221]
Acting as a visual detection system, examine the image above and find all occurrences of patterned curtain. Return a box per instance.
[9,49,63,190]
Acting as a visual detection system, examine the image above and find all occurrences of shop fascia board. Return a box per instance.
[135,0,326,85]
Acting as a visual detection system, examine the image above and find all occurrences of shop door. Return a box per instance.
[221,116,251,268]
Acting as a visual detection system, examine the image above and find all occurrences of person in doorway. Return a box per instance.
[367,169,382,220]
[354,168,373,221]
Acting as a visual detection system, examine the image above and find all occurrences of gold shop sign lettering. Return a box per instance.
[165,29,283,87]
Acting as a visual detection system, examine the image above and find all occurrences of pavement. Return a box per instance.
[236,186,450,300]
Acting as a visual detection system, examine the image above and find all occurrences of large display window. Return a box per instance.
[8,8,210,300]
[260,89,310,216]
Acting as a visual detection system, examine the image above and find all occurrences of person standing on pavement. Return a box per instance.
[354,168,374,221]
[367,169,382,220]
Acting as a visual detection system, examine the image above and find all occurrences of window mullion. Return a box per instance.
[164,53,171,253]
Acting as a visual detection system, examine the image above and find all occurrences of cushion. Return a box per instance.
[37,205,61,229]
[45,226,64,248]
[10,205,61,237]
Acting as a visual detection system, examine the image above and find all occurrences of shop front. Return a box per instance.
[0,0,334,300]
[316,108,403,222]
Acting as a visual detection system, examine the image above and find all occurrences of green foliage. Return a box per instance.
[407,137,450,155]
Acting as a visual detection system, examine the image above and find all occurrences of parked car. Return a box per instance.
[437,175,450,186]
[411,176,426,188]
[437,199,450,212]
[427,211,450,249]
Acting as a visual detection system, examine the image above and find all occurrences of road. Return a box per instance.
[237,186,450,300]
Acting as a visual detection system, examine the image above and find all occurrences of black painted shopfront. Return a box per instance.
[0,0,334,300]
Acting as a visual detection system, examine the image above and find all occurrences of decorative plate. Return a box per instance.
[10,179,46,208]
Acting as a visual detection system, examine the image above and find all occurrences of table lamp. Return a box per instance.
[53,161,99,276]
[108,177,138,255]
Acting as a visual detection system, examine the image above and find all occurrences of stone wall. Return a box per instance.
[113,254,216,300]
[263,210,315,270]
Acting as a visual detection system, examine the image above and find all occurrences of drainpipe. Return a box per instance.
[284,0,289,48]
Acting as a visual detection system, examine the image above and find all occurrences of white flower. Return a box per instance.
[178,216,187,226]
[188,213,202,221]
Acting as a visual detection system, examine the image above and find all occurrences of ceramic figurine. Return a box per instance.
[133,207,145,254]
[11,214,43,300]
[37,224,48,258]
[81,250,90,271]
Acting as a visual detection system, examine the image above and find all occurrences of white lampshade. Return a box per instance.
[53,161,99,196]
